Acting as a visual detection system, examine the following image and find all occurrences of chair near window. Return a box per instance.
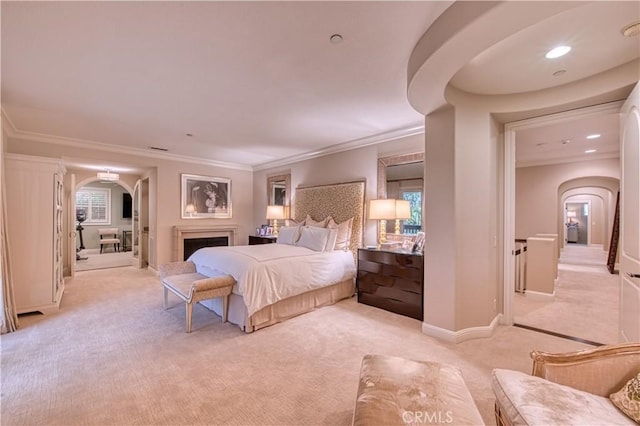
[98,228,121,253]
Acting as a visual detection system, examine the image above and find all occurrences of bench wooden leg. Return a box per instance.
[163,287,169,309]
[222,295,229,323]
[186,302,193,333]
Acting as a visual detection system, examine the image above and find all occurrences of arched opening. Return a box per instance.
[74,177,134,271]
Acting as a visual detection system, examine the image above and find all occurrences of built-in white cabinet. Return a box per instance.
[5,154,66,314]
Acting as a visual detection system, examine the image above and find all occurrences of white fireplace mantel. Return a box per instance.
[174,225,238,261]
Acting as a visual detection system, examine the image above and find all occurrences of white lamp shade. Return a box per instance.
[368,199,396,220]
[266,205,285,220]
[395,200,411,220]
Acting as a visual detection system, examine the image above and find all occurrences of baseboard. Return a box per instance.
[524,289,555,301]
[421,314,502,343]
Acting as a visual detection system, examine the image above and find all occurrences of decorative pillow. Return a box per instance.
[327,217,353,251]
[276,226,301,245]
[610,372,640,422]
[303,214,329,228]
[297,226,330,252]
[324,228,338,252]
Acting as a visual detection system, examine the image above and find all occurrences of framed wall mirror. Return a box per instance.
[267,173,291,208]
[378,153,424,237]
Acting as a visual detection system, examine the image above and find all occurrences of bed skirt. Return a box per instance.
[199,278,355,332]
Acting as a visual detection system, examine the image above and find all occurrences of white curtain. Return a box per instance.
[0,152,19,333]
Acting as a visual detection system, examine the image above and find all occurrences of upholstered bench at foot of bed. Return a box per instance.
[159,261,236,333]
[352,354,484,426]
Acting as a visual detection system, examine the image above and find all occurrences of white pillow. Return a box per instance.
[297,226,330,252]
[276,226,301,245]
[324,228,338,251]
[303,214,329,228]
[327,217,353,251]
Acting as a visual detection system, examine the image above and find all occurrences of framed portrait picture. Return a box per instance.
[266,226,273,236]
[401,237,414,251]
[413,231,425,253]
[181,174,232,219]
[260,224,268,236]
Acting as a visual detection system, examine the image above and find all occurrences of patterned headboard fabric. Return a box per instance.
[294,181,366,255]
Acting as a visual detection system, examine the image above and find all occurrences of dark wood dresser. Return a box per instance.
[248,235,277,245]
[356,248,424,321]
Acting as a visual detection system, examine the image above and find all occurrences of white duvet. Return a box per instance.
[188,244,356,316]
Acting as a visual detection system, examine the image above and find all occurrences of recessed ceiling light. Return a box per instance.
[585,149,597,154]
[586,134,601,139]
[330,34,343,44]
[561,139,571,145]
[535,142,548,147]
[552,70,566,77]
[186,133,193,137]
[545,45,571,59]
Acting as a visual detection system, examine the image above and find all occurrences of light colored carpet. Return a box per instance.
[514,244,619,344]
[2,267,590,426]
[75,250,133,271]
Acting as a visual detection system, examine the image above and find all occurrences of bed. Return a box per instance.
[191,180,366,332]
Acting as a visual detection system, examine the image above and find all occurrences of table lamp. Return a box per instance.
[395,200,411,234]
[266,205,285,235]
[368,199,396,244]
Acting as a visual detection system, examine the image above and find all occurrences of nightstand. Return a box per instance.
[248,235,277,245]
[356,248,424,321]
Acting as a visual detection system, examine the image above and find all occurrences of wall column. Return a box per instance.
[422,104,500,342]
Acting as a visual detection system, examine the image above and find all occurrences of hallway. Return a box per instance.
[513,244,619,345]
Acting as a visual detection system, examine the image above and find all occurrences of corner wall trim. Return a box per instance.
[421,314,502,343]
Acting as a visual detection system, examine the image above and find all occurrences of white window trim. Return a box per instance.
[76,187,111,225]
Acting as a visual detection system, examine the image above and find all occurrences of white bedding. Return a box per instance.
[188,244,356,316]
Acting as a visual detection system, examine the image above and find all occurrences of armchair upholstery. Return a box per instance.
[492,343,640,426]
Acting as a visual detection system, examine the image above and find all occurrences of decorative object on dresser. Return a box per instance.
[181,174,231,219]
[5,154,66,314]
[248,235,277,245]
[356,247,424,320]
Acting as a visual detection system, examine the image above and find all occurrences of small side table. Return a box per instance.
[122,230,132,252]
[249,235,277,245]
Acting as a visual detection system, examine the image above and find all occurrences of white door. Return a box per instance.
[68,173,77,276]
[131,179,143,269]
[619,82,640,343]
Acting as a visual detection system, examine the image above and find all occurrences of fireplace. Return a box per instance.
[173,225,238,261]
[183,236,228,260]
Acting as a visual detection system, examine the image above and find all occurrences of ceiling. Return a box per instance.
[1,1,639,171]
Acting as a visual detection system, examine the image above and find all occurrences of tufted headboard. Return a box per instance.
[294,180,365,255]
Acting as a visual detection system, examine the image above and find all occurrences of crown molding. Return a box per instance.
[2,107,425,173]
[253,123,425,171]
[516,152,620,169]
[1,108,253,172]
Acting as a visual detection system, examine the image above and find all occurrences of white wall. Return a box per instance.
[5,138,254,270]
[516,158,620,240]
[253,133,425,247]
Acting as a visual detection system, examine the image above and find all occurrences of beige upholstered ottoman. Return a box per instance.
[159,261,235,333]
[352,354,484,425]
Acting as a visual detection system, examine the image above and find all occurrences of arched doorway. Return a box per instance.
[74,177,134,271]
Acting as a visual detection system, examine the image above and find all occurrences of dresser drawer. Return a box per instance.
[356,248,423,321]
